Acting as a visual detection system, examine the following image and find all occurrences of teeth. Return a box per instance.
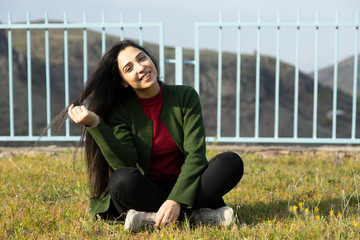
[140,72,150,80]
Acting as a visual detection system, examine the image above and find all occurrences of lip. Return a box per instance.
[140,71,151,81]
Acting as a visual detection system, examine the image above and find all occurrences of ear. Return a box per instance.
[121,81,129,88]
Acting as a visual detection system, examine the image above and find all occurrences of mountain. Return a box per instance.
[195,51,356,138]
[315,55,360,95]
[0,27,358,141]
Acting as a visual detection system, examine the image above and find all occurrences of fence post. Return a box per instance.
[8,12,14,137]
[313,11,319,139]
[44,12,51,137]
[194,23,200,94]
[351,10,359,140]
[175,47,183,85]
[26,12,33,137]
[332,11,340,139]
[294,11,300,139]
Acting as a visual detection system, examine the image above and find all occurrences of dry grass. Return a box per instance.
[1,147,360,239]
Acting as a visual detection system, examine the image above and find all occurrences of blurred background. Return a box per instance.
[1,0,360,144]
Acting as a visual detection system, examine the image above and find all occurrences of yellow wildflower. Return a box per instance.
[298,202,303,208]
[292,206,298,213]
[353,220,358,227]
[329,210,334,216]
[338,212,342,218]
[316,215,320,220]
[304,208,309,214]
[315,207,319,212]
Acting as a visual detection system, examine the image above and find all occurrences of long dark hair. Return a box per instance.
[48,40,159,198]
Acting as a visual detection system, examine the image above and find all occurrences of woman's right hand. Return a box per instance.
[68,104,100,127]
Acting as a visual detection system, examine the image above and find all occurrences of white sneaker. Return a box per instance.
[192,206,235,226]
[124,209,156,232]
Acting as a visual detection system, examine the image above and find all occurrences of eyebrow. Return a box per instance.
[122,52,145,72]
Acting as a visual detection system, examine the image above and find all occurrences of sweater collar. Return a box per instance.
[129,81,170,119]
[136,85,163,107]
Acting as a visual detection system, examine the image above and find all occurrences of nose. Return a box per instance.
[134,62,145,73]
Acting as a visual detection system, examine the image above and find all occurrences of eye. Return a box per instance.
[138,54,147,61]
[124,66,133,73]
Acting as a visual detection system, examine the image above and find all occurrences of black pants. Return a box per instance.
[104,152,244,220]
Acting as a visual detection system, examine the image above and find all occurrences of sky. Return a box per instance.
[1,0,360,72]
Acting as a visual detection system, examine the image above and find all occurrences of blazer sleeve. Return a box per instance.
[86,109,138,170]
[167,87,208,206]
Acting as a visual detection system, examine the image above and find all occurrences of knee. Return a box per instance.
[221,151,243,167]
[108,167,141,195]
[223,152,244,179]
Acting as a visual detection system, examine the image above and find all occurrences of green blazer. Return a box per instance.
[86,83,208,217]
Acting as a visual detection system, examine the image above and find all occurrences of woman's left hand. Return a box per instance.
[155,200,181,227]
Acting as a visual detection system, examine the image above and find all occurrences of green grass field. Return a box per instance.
[1,148,360,239]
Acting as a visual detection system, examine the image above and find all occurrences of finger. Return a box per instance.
[155,212,164,227]
[73,106,82,114]
[80,105,88,113]
[80,106,90,120]
[70,107,80,120]
[68,104,74,116]
[168,214,175,222]
[71,106,85,123]
[74,106,85,116]
[74,108,86,121]
[68,105,76,121]
[161,213,169,225]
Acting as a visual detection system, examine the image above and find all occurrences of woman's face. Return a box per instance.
[117,46,159,97]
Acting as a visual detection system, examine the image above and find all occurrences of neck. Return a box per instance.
[135,81,161,99]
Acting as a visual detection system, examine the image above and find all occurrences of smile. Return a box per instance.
[140,72,151,81]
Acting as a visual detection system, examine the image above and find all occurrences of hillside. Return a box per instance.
[0,28,358,141]
[195,51,356,138]
[314,55,360,95]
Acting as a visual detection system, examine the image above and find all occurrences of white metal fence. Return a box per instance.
[0,11,164,141]
[194,11,360,143]
[1,11,359,144]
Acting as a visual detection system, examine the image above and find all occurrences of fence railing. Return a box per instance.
[0,11,164,141]
[195,11,360,144]
[1,11,360,144]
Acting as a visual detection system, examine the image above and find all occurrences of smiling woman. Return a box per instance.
[117,46,160,98]
[50,40,244,232]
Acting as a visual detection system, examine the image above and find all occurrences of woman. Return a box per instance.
[65,40,243,232]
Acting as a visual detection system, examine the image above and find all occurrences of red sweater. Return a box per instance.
[137,87,184,180]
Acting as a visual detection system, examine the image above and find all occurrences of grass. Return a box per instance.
[1,148,360,239]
